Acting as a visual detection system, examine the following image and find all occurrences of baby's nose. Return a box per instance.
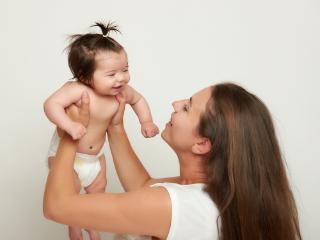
[117,73,126,82]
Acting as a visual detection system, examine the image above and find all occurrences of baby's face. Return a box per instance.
[91,50,130,95]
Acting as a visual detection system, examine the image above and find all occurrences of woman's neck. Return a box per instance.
[177,152,208,185]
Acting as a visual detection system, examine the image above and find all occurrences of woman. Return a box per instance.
[44,82,302,240]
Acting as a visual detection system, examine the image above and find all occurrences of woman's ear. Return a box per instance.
[191,137,212,155]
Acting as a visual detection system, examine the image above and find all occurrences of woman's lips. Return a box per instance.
[166,115,173,127]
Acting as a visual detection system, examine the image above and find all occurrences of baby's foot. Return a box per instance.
[68,226,83,240]
[86,229,101,240]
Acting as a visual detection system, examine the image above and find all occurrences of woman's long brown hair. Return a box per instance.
[198,83,301,240]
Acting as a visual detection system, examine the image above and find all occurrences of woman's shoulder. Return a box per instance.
[150,182,218,219]
[151,182,218,240]
[151,182,213,205]
[151,181,205,190]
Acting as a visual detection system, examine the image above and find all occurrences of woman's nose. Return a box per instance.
[172,100,182,112]
[172,101,176,109]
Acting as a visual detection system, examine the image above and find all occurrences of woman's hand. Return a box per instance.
[67,91,90,127]
[59,91,90,138]
[108,94,126,130]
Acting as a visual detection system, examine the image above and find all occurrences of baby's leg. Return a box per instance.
[48,157,83,240]
[84,155,107,240]
[68,225,83,240]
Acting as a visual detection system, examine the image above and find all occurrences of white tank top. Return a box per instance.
[114,182,219,240]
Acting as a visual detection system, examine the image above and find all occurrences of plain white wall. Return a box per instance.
[1,0,319,239]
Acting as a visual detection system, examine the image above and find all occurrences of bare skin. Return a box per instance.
[47,154,107,240]
[44,51,159,145]
[45,82,118,240]
[44,51,158,239]
[44,88,212,239]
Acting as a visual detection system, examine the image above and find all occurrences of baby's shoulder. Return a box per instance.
[122,84,141,102]
[121,84,130,94]
[62,80,88,90]
[58,80,92,95]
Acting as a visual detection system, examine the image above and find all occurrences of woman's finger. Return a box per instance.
[79,91,90,127]
[111,94,126,125]
[66,104,79,120]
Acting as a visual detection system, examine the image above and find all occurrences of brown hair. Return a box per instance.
[67,22,124,86]
[199,83,301,240]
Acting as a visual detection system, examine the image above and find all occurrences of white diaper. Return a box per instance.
[47,131,104,187]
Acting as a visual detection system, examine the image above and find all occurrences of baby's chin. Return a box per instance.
[110,85,125,94]
[98,88,123,96]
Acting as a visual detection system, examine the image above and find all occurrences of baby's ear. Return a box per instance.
[191,137,212,155]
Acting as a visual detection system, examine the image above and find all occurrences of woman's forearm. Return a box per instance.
[43,93,171,238]
[43,134,78,217]
[107,125,151,191]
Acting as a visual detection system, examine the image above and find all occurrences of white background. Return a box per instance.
[1,0,319,239]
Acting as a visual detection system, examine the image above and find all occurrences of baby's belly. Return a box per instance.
[76,127,108,155]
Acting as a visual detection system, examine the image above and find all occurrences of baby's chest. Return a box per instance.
[89,95,119,122]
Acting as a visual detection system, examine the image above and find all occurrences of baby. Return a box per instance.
[44,22,159,240]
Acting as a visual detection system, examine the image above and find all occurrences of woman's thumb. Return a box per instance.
[116,94,126,113]
[112,94,126,124]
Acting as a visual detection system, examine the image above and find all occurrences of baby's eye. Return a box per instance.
[123,69,128,72]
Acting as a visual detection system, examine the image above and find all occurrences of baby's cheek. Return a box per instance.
[125,74,130,82]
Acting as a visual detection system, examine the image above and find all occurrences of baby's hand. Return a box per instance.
[67,121,87,140]
[141,122,159,138]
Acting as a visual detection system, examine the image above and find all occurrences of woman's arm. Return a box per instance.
[107,95,180,191]
[107,94,152,191]
[43,92,171,239]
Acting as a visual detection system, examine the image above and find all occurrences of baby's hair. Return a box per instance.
[92,22,121,37]
[67,21,124,86]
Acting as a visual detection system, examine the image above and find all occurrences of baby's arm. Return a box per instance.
[44,81,87,140]
[123,85,159,138]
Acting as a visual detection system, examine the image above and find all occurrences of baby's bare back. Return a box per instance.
[76,87,119,155]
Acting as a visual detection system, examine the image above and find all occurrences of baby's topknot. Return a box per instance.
[91,21,121,37]
[67,21,124,86]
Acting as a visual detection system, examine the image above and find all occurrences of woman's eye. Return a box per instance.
[123,69,128,72]
[107,74,115,77]
[183,105,189,112]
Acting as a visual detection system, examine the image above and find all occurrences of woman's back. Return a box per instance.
[153,183,218,240]
[115,183,218,240]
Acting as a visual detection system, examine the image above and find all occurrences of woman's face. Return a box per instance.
[161,87,212,153]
